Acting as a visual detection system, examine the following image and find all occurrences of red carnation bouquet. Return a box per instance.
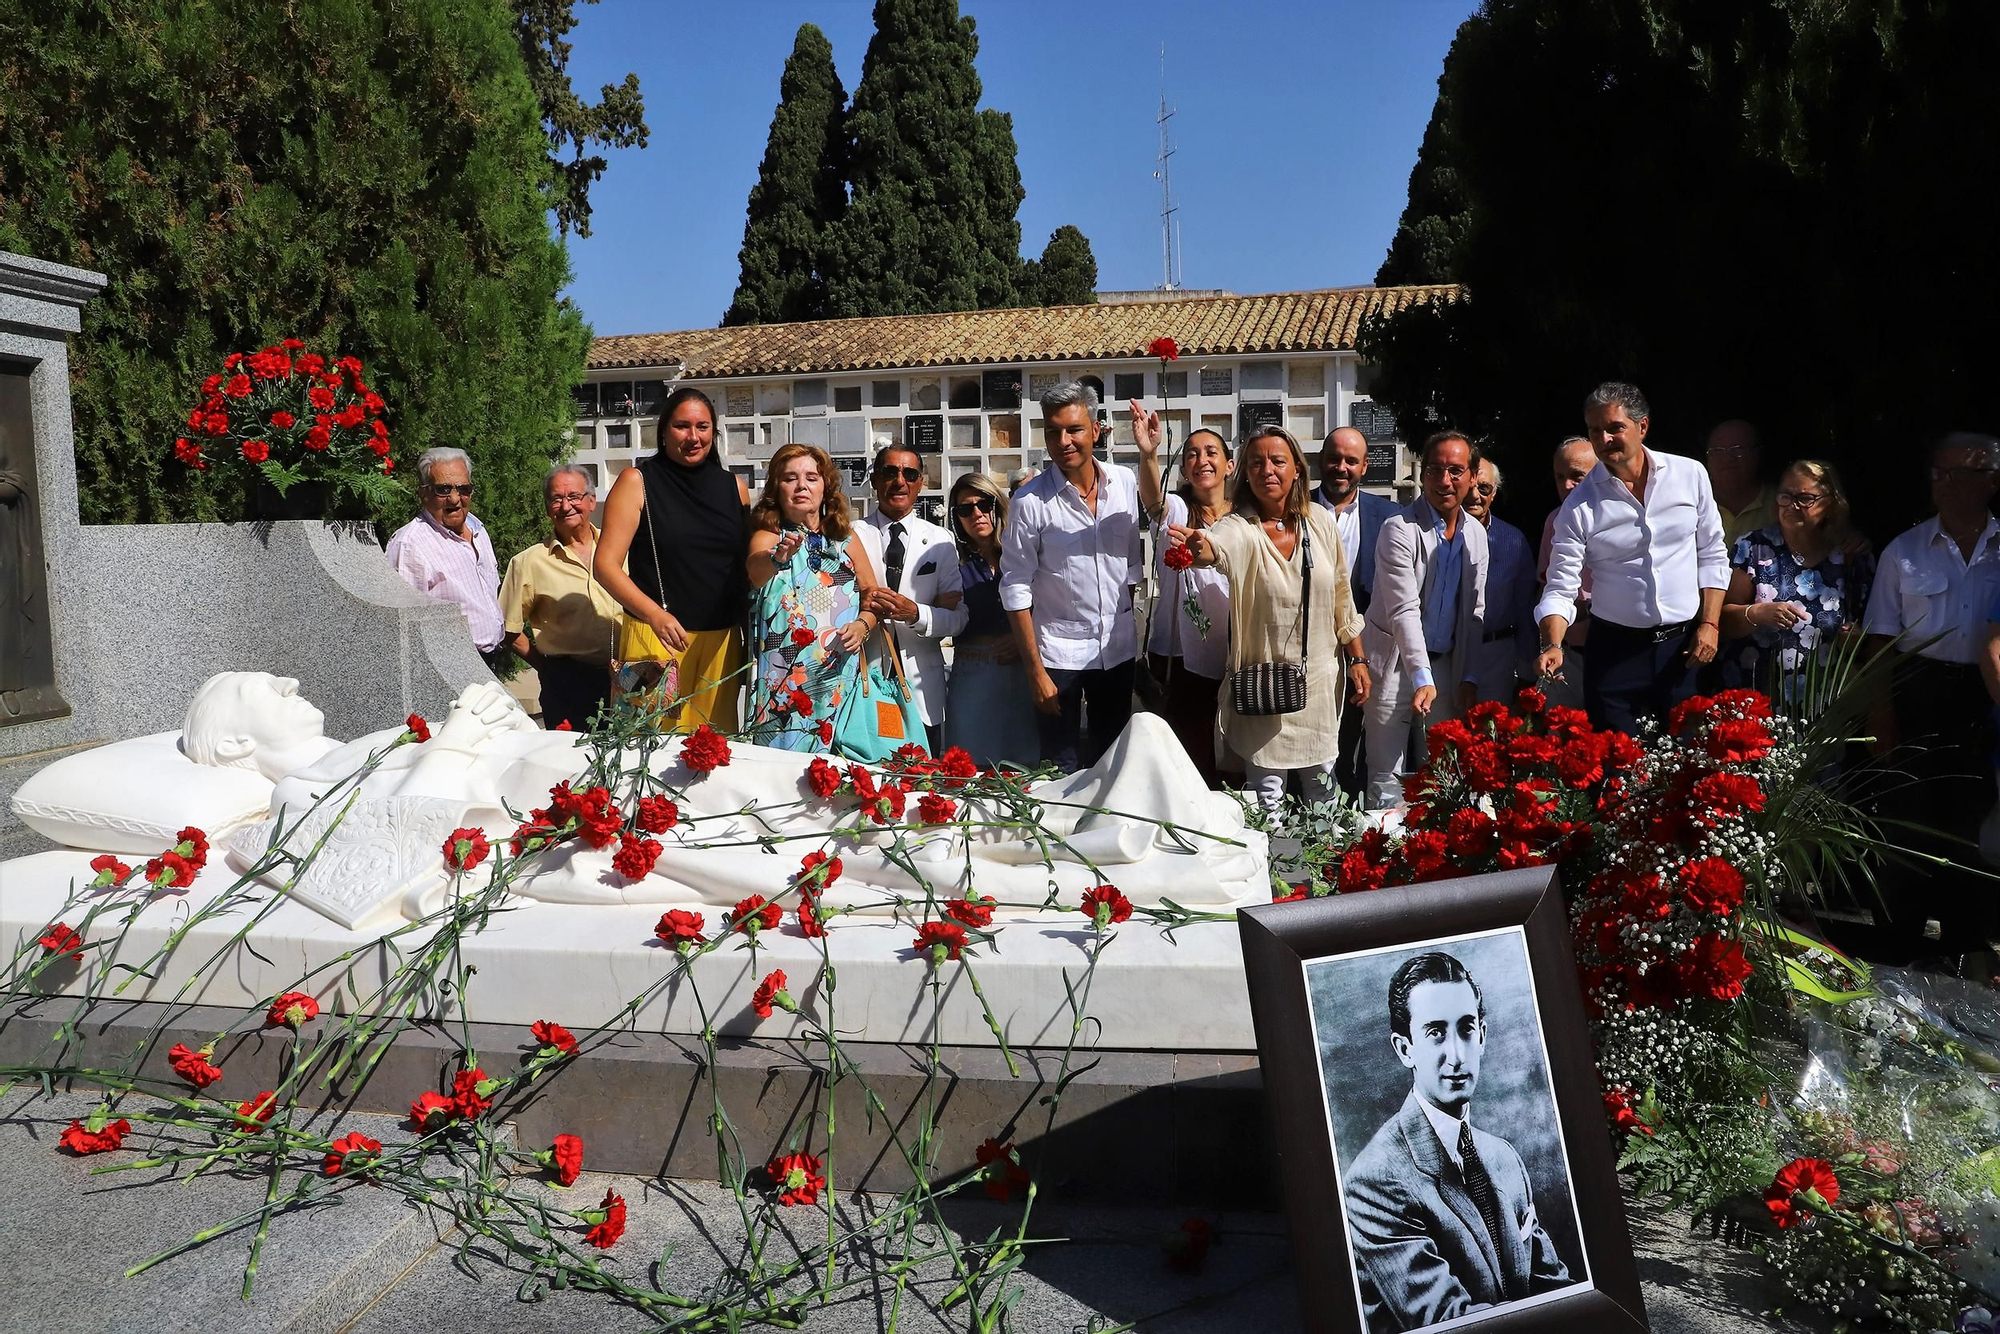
[171,340,404,509]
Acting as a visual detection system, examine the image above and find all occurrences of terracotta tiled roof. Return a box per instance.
[587,284,1462,377]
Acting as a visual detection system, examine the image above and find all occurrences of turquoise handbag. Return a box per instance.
[832,630,928,763]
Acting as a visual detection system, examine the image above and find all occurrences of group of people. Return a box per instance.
[380,379,2000,954]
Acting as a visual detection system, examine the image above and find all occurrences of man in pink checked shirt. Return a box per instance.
[385,446,504,657]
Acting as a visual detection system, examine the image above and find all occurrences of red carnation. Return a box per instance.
[550,1132,584,1186]
[946,895,995,928]
[797,850,842,891]
[1444,808,1498,858]
[1459,742,1512,794]
[752,969,791,1019]
[939,746,979,780]
[866,783,908,825]
[240,439,271,464]
[655,909,707,949]
[1706,718,1774,764]
[88,854,132,887]
[531,1019,577,1055]
[1080,884,1133,927]
[308,385,335,410]
[173,438,208,469]
[60,1117,132,1155]
[267,991,320,1028]
[168,1041,224,1089]
[1514,685,1547,715]
[1678,932,1753,1001]
[612,832,663,880]
[236,1091,279,1128]
[409,1090,455,1131]
[405,713,430,742]
[1338,844,1388,893]
[1764,1157,1839,1228]
[1666,695,1714,736]
[817,719,833,745]
[451,1067,493,1120]
[1692,771,1765,824]
[767,1151,826,1206]
[805,757,843,798]
[635,794,679,833]
[1148,336,1180,361]
[224,373,254,398]
[146,849,197,890]
[269,411,296,429]
[304,425,331,451]
[732,895,781,935]
[442,827,489,873]
[173,826,209,871]
[1400,829,1451,881]
[1678,857,1746,916]
[37,922,85,961]
[914,919,968,962]
[583,1188,627,1248]
[681,725,732,773]
[796,899,825,937]
[916,793,958,824]
[1165,1216,1213,1273]
[789,689,815,717]
[334,402,367,429]
[976,1137,1031,1201]
[1604,1087,1653,1137]
[324,1132,382,1177]
[1161,542,1194,571]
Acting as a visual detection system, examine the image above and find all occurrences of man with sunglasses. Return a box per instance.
[855,443,966,754]
[498,464,622,731]
[385,446,503,658]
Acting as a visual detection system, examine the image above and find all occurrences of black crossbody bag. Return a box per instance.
[1229,522,1312,716]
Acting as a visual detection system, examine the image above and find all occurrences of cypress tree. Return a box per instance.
[512,0,649,240]
[1022,225,1099,307]
[0,0,591,564]
[825,0,1023,317]
[723,24,849,327]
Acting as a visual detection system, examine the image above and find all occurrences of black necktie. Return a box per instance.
[885,521,907,592]
[1458,1121,1519,1299]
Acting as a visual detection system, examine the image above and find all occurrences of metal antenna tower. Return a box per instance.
[1154,44,1183,292]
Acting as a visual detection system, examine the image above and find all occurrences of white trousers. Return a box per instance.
[1364,648,1464,810]
[1241,760,1338,814]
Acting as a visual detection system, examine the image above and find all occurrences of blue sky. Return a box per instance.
[559,0,1476,337]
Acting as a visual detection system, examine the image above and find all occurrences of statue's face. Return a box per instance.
[229,674,328,777]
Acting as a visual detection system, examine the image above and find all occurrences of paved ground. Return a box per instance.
[0,1087,1821,1334]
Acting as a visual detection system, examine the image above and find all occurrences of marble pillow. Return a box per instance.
[10,731,275,854]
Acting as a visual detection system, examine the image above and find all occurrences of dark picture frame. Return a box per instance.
[1240,867,1648,1334]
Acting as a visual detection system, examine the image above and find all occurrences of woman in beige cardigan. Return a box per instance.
[1170,425,1370,813]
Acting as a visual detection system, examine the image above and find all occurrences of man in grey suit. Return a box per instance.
[1344,953,1572,1332]
[1360,431,1487,809]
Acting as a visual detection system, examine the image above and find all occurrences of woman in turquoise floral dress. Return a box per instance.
[1719,459,1874,702]
[744,443,883,751]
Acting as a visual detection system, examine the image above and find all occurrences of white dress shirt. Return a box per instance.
[1535,449,1728,630]
[1862,516,2000,664]
[1332,497,1361,574]
[854,508,967,726]
[999,458,1145,671]
[1414,1089,1473,1172]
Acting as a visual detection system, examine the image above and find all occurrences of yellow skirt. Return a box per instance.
[614,620,746,734]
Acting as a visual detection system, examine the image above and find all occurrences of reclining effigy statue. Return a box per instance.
[10,672,1270,931]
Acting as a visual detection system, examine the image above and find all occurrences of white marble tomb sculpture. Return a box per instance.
[9,672,1270,931]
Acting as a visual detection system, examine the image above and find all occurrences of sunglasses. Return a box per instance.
[953,496,997,517]
[875,465,923,483]
[427,483,474,498]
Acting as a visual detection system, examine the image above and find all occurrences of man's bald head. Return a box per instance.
[1320,427,1370,505]
[1553,436,1594,499]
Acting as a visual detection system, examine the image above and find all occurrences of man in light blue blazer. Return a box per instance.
[1344,952,1573,1332]
[1315,427,1400,796]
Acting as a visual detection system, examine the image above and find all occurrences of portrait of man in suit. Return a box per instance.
[1339,950,1576,1332]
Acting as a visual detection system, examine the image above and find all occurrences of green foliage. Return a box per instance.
[824,0,1028,318]
[722,25,848,327]
[1362,0,2000,531]
[1621,1095,1782,1217]
[0,0,592,563]
[510,0,648,240]
[1022,225,1099,307]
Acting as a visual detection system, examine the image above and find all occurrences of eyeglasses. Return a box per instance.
[1422,463,1469,481]
[1707,445,1756,460]
[875,465,923,484]
[953,496,997,517]
[427,483,474,498]
[1933,466,1996,483]
[1471,482,1496,497]
[547,491,591,507]
[1775,490,1825,509]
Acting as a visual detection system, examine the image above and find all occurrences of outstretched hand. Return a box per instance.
[1129,399,1164,457]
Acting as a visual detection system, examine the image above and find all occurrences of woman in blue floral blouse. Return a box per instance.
[1719,459,1873,699]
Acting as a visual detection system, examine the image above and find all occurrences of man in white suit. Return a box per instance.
[1361,431,1487,809]
[857,443,966,755]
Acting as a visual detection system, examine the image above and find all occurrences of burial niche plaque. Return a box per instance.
[0,362,65,727]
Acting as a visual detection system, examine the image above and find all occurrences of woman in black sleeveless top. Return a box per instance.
[595,387,752,731]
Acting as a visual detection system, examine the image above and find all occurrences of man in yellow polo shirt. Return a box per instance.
[500,465,623,731]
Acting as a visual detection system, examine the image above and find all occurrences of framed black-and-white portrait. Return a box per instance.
[1240,866,1648,1334]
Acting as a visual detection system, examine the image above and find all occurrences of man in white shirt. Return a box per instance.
[1535,383,1728,736]
[1466,458,1537,704]
[857,444,966,756]
[1316,427,1399,797]
[1867,432,2000,958]
[1002,381,1146,771]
